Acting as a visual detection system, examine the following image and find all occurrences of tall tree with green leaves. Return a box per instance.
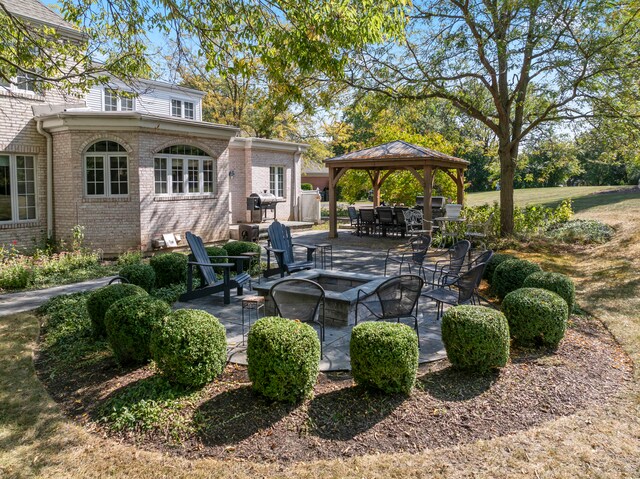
[342,0,640,235]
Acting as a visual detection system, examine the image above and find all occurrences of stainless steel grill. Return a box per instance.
[415,195,446,217]
[247,192,284,222]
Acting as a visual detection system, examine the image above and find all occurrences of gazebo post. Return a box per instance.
[372,170,380,207]
[328,166,337,238]
[423,166,433,232]
[456,168,465,205]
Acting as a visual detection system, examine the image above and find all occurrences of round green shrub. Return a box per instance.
[223,241,261,274]
[492,258,542,299]
[483,253,517,283]
[502,288,568,349]
[87,283,148,338]
[441,305,510,372]
[104,295,171,365]
[204,246,229,274]
[149,253,187,288]
[247,316,320,403]
[301,183,313,191]
[523,271,575,313]
[119,263,156,292]
[350,322,419,395]
[150,309,227,387]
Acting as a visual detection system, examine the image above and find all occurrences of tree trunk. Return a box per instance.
[498,147,516,236]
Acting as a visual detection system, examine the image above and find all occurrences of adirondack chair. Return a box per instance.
[179,232,252,304]
[264,221,316,278]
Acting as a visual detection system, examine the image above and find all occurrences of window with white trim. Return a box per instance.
[104,89,134,111]
[84,141,129,197]
[0,71,38,94]
[171,99,195,119]
[270,166,285,198]
[154,145,215,195]
[0,154,37,223]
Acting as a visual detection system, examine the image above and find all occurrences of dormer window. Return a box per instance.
[104,89,134,112]
[171,99,195,120]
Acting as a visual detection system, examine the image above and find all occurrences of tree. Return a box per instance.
[342,0,640,235]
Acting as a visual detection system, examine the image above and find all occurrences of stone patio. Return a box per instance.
[174,229,447,371]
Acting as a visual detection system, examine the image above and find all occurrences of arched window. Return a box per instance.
[153,145,215,196]
[84,141,128,196]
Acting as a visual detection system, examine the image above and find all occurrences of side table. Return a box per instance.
[314,243,333,270]
[241,295,265,344]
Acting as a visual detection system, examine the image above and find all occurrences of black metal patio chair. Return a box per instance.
[421,240,471,288]
[269,278,326,356]
[359,208,377,236]
[422,262,487,320]
[355,274,424,339]
[347,206,360,235]
[384,234,432,276]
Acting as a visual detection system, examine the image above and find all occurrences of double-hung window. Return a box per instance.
[0,154,36,223]
[154,145,214,196]
[171,99,195,120]
[270,166,285,198]
[1,71,38,94]
[84,141,129,197]
[104,89,134,111]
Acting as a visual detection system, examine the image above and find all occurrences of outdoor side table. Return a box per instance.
[315,243,333,270]
[241,295,265,344]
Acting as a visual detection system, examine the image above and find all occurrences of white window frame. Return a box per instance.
[103,88,135,112]
[0,153,37,224]
[0,71,38,95]
[270,166,285,198]
[153,154,215,196]
[83,142,129,198]
[170,99,195,119]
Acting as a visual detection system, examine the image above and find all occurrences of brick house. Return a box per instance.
[0,0,307,255]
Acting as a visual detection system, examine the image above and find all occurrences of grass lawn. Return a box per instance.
[1,188,640,478]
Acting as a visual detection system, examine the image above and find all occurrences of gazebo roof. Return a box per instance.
[325,140,469,170]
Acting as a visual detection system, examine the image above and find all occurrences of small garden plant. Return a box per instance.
[119,263,156,292]
[502,287,569,349]
[523,271,576,312]
[492,258,542,299]
[149,252,188,288]
[86,283,148,338]
[483,252,517,283]
[247,316,320,402]
[104,295,171,365]
[350,322,419,395]
[150,309,227,387]
[441,305,510,372]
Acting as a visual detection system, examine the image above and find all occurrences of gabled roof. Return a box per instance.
[1,0,83,39]
[327,140,465,163]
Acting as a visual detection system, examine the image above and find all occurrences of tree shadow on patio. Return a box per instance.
[307,386,406,440]
[417,366,498,402]
[195,385,295,446]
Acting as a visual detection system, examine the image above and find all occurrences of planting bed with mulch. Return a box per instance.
[35,315,632,464]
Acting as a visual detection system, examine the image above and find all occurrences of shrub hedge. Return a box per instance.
[150,309,227,387]
[86,283,148,338]
[247,316,320,403]
[119,263,156,292]
[441,305,510,372]
[523,271,575,313]
[149,253,187,288]
[483,253,517,283]
[492,258,542,299]
[502,287,568,349]
[350,322,419,395]
[104,295,171,365]
[223,241,261,274]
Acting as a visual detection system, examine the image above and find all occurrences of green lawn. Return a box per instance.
[466,185,637,209]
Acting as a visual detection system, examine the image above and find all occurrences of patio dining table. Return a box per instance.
[356,207,410,237]
[434,216,466,243]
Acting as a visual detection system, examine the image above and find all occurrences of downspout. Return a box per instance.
[36,119,53,240]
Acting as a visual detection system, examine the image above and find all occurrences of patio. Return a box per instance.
[174,229,447,371]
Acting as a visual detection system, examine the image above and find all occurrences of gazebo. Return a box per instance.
[324,140,469,238]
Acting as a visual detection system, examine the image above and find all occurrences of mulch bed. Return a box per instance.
[35,316,633,464]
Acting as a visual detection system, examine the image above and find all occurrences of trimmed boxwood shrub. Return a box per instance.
[492,258,542,299]
[119,263,156,292]
[204,246,229,275]
[150,309,227,387]
[149,253,188,288]
[247,316,320,403]
[301,183,313,190]
[223,241,261,274]
[441,305,510,372]
[104,295,171,365]
[523,271,575,313]
[350,322,419,395]
[87,283,148,338]
[483,253,517,282]
[502,288,568,349]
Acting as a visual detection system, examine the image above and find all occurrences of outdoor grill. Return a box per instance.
[415,195,447,217]
[247,192,284,222]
